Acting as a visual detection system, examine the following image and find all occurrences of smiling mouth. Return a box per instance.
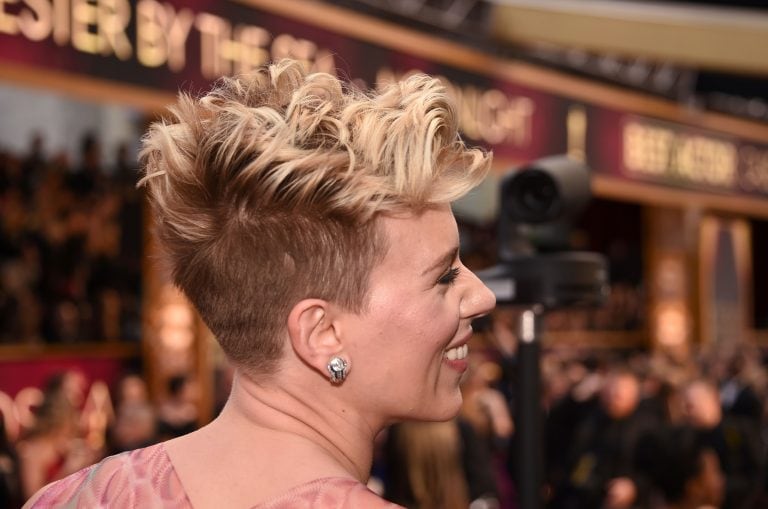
[444,344,468,361]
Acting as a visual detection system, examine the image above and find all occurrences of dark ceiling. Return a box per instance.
[326,0,768,124]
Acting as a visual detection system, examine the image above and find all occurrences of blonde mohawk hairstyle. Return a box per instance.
[140,59,491,375]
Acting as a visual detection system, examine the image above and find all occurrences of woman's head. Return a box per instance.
[140,60,491,377]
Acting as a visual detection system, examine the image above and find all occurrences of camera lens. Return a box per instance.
[520,174,556,212]
[508,170,561,223]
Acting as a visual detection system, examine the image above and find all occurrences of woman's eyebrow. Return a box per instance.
[420,246,459,276]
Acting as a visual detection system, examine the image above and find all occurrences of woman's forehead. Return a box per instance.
[375,206,459,271]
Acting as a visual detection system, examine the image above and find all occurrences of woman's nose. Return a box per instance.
[461,268,496,319]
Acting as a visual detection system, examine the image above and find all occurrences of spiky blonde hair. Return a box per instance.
[140,59,490,375]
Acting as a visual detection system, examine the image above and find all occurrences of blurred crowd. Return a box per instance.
[0,369,200,507]
[383,316,768,509]
[0,134,142,344]
[4,333,767,508]
[537,344,765,509]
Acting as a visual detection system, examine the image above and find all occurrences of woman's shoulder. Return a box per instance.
[24,442,192,508]
[255,477,404,509]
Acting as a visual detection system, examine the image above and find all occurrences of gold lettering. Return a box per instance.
[98,0,132,59]
[165,4,193,71]
[740,145,768,193]
[375,66,397,89]
[19,0,52,41]
[623,122,673,175]
[623,123,642,172]
[671,137,692,179]
[233,25,270,74]
[137,0,165,67]
[379,68,532,146]
[137,0,193,71]
[624,123,645,173]
[471,91,534,147]
[477,89,508,145]
[71,0,99,54]
[15,387,43,430]
[717,144,737,183]
[0,391,18,442]
[311,48,336,74]
[71,0,131,57]
[624,120,738,189]
[270,33,297,65]
[292,38,316,63]
[0,0,19,35]
[672,136,735,186]
[650,127,673,173]
[52,0,69,45]
[502,97,533,146]
[270,33,322,72]
[711,140,736,186]
[567,105,587,162]
[458,85,481,141]
[196,12,231,78]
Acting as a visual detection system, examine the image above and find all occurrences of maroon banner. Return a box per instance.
[587,107,768,198]
[0,0,567,160]
[2,0,765,196]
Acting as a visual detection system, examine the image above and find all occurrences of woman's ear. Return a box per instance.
[286,299,344,376]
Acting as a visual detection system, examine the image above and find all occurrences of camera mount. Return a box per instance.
[478,155,609,509]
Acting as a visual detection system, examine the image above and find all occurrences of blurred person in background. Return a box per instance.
[25,59,495,507]
[112,373,150,410]
[19,133,45,200]
[108,403,157,455]
[543,354,603,503]
[461,351,514,449]
[461,349,514,508]
[0,180,42,344]
[552,367,654,509]
[111,141,145,343]
[107,374,158,454]
[66,133,103,196]
[16,371,100,500]
[0,151,24,198]
[633,354,688,427]
[385,421,470,509]
[0,234,43,343]
[85,190,124,341]
[384,420,500,509]
[112,142,138,193]
[681,379,763,509]
[156,374,199,440]
[716,351,765,424]
[635,426,724,509]
[0,415,22,509]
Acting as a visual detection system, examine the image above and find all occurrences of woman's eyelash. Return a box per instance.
[438,267,460,286]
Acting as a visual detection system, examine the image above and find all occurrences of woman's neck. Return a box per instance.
[216,369,378,483]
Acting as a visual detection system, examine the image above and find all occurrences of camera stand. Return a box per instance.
[516,306,543,509]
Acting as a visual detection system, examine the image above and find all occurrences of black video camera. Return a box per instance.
[479,155,609,309]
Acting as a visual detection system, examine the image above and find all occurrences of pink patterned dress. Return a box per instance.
[25,443,401,508]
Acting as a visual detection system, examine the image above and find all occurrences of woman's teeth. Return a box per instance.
[444,344,468,361]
